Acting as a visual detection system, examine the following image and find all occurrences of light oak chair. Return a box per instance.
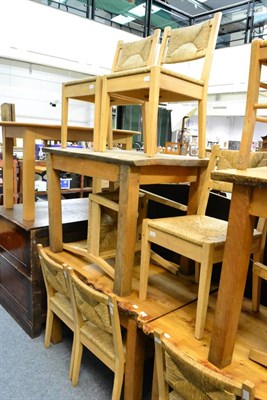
[139,145,267,339]
[61,29,160,150]
[154,330,255,399]
[237,39,267,170]
[99,13,221,157]
[37,244,75,379]
[66,265,125,399]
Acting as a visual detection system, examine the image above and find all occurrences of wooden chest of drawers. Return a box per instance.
[0,198,88,337]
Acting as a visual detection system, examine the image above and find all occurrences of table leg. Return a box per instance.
[208,184,255,368]
[46,153,63,252]
[2,127,14,209]
[114,165,140,296]
[22,129,36,220]
[124,318,145,400]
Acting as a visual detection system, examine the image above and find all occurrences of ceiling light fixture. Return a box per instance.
[129,3,160,17]
[111,15,136,24]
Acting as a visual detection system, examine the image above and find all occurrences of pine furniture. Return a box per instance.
[99,13,221,157]
[45,147,208,296]
[67,266,125,399]
[139,146,266,340]
[0,121,139,220]
[208,38,267,369]
[61,30,160,150]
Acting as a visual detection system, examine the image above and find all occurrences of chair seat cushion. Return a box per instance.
[148,215,228,246]
[161,67,204,86]
[81,321,116,361]
[51,292,74,321]
[148,215,262,246]
[64,76,96,86]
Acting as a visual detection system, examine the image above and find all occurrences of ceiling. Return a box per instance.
[43,0,267,45]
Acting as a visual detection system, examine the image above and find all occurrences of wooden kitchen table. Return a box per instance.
[44,147,208,296]
[208,166,267,368]
[0,121,139,220]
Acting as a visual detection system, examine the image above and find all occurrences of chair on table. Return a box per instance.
[237,39,267,170]
[61,29,160,150]
[99,13,221,157]
[139,145,267,339]
[37,244,75,380]
[154,330,255,399]
[66,266,125,399]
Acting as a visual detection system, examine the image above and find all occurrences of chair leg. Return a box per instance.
[139,220,152,300]
[252,271,261,312]
[87,196,101,256]
[194,243,214,340]
[71,336,83,387]
[61,85,69,149]
[44,307,54,348]
[97,75,110,152]
[145,66,161,157]
[252,262,267,312]
[198,98,207,159]
[111,363,124,400]
[69,335,76,381]
[93,75,102,150]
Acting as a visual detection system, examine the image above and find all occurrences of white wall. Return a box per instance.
[0,0,138,75]
[0,0,266,146]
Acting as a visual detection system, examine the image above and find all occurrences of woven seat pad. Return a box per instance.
[81,321,115,361]
[64,76,96,86]
[161,67,204,86]
[148,215,228,246]
[51,292,74,321]
[106,66,203,86]
[107,66,152,79]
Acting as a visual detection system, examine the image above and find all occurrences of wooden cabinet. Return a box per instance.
[0,198,88,337]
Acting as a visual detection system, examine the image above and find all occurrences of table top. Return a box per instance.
[0,121,140,136]
[144,292,267,400]
[211,166,267,187]
[0,198,89,230]
[43,248,200,325]
[44,147,209,167]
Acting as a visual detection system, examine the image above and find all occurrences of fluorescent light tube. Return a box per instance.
[129,3,160,17]
[111,15,135,24]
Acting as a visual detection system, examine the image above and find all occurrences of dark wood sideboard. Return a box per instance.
[0,198,88,338]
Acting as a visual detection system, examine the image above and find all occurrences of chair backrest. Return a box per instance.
[66,266,124,363]
[37,243,69,298]
[111,29,161,73]
[237,39,267,169]
[154,330,255,400]
[158,12,221,83]
[197,144,267,215]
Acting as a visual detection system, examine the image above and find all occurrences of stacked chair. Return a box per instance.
[99,12,222,156]
[61,29,160,150]
[237,38,267,368]
[38,244,125,398]
[37,244,75,379]
[139,144,267,339]
[154,330,255,399]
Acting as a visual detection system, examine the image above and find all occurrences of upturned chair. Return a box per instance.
[99,13,221,157]
[139,145,267,339]
[61,29,160,150]
[37,244,75,379]
[237,39,267,170]
[66,266,125,399]
[154,330,255,399]
[236,37,267,317]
